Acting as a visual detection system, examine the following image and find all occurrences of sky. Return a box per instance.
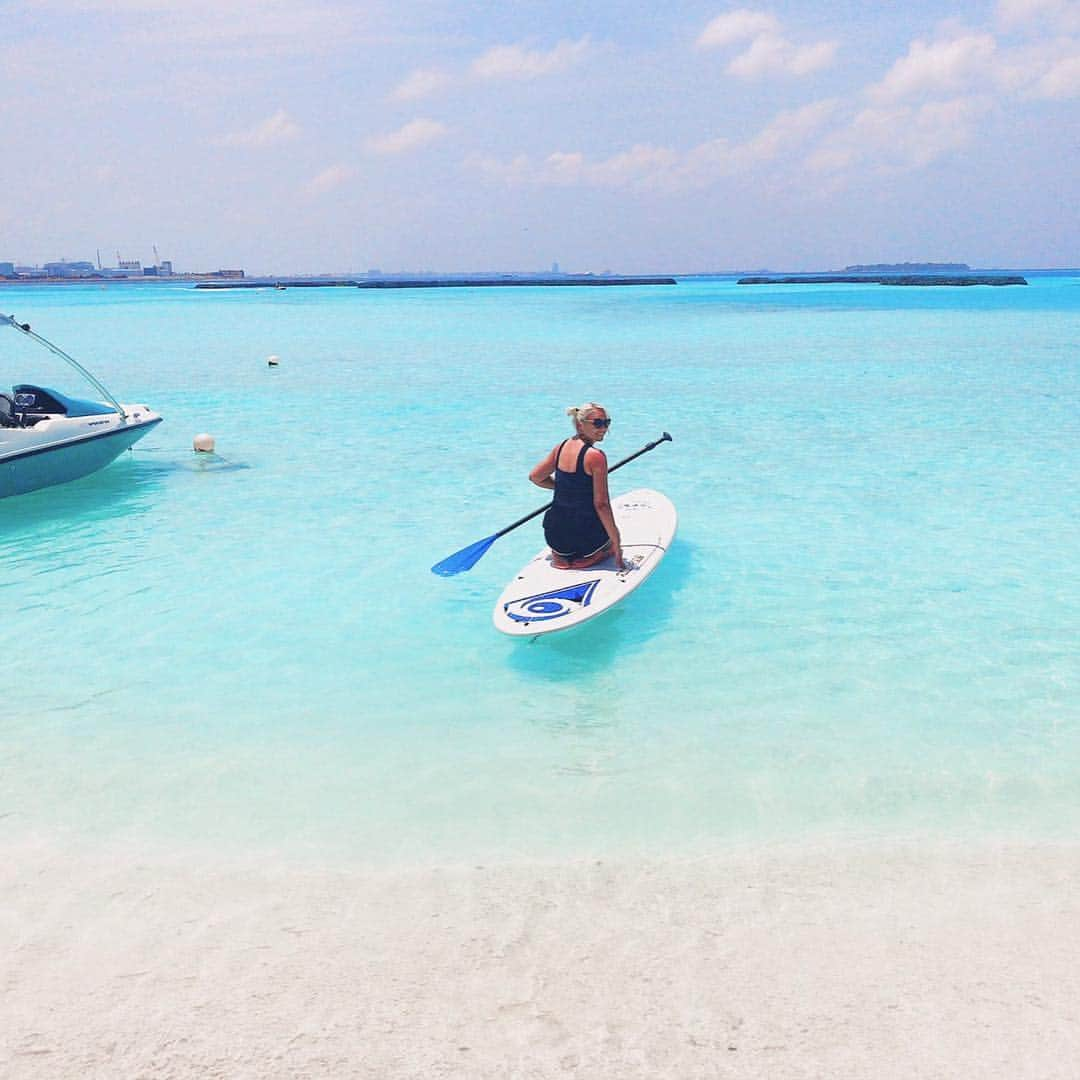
[1,0,1077,273]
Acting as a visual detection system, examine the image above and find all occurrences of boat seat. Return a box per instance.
[12,384,115,418]
[0,393,21,428]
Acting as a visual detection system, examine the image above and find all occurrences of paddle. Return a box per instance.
[431,431,673,576]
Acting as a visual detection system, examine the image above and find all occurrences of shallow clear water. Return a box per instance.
[1,277,1077,862]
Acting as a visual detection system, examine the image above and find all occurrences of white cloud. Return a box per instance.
[983,31,1080,96]
[808,95,993,176]
[697,9,779,49]
[998,0,1054,23]
[737,98,840,161]
[390,67,453,102]
[470,145,680,189]
[997,0,1080,32]
[305,164,355,196]
[698,9,837,78]
[869,34,998,102]
[471,37,591,80]
[1030,51,1080,95]
[386,36,591,103]
[727,34,838,77]
[365,118,448,155]
[471,145,681,189]
[469,98,838,192]
[682,99,838,178]
[215,109,300,147]
[591,145,682,187]
[808,12,1076,185]
[870,21,1080,105]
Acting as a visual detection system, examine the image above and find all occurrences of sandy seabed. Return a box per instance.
[3,836,1079,1079]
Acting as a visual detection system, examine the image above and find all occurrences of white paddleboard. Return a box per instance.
[493,488,676,637]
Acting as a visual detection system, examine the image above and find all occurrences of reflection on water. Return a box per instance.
[0,454,162,544]
[131,447,252,474]
[502,544,696,782]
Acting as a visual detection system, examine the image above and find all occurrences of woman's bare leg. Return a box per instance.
[550,540,611,570]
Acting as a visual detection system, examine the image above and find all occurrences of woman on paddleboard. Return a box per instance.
[529,402,625,570]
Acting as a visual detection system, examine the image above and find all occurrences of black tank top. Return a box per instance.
[551,439,595,513]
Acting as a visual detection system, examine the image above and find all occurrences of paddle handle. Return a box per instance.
[609,430,673,474]
[492,431,672,541]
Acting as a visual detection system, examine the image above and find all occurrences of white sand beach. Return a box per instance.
[3,836,1080,1078]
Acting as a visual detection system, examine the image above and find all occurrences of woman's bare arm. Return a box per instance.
[587,449,624,567]
[529,446,559,490]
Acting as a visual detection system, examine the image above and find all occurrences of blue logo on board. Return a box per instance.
[503,579,601,623]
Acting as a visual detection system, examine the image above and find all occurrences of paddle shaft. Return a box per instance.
[490,432,672,541]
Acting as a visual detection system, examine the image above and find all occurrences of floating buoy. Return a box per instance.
[193,433,215,453]
[268,354,280,366]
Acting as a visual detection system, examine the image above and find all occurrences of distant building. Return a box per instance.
[117,258,141,271]
[44,260,96,277]
[551,261,560,274]
[0,261,14,277]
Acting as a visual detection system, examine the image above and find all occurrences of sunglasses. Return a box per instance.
[590,418,612,429]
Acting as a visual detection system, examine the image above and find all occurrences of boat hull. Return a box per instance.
[0,410,162,498]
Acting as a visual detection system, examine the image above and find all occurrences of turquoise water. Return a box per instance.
[1,277,1078,863]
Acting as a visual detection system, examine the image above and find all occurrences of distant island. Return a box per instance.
[737,274,1027,287]
[844,262,970,273]
[738,260,1025,285]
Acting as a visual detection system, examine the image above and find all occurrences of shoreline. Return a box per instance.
[5,833,1080,1078]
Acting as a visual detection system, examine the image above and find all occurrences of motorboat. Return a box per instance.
[1,313,162,498]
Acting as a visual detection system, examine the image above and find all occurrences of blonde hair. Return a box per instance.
[566,401,605,426]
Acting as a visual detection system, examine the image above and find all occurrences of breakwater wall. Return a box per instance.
[196,275,677,291]
[737,275,1028,286]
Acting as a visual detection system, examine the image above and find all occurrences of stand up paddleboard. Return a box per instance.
[493,488,676,637]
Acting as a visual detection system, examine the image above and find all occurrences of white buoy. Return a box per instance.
[268,354,280,366]
[193,433,215,453]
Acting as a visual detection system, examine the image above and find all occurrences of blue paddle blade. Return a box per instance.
[431,534,497,576]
